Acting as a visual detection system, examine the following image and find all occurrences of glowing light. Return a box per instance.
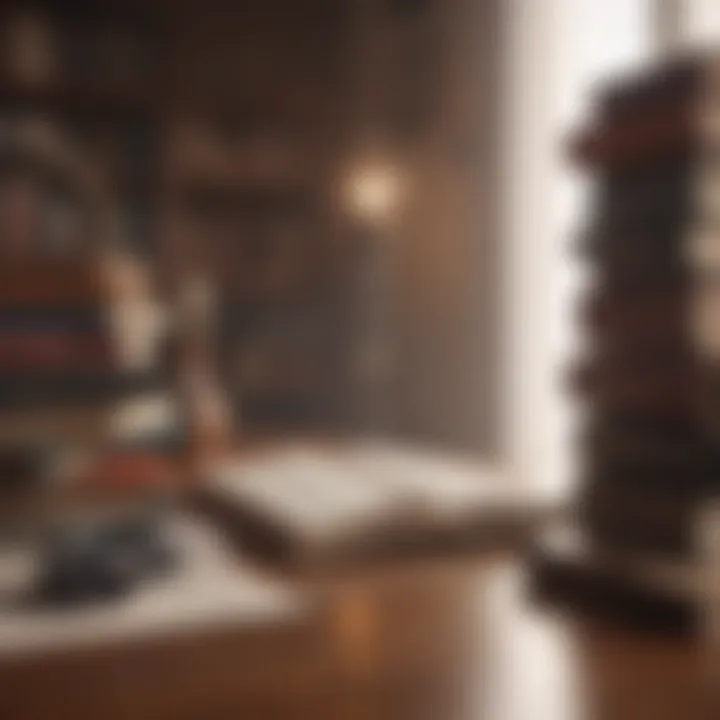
[345,163,402,225]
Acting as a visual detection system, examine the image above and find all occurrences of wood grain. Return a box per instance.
[0,556,704,720]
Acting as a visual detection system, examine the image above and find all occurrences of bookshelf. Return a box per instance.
[0,3,180,543]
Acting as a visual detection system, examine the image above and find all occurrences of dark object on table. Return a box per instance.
[97,514,178,577]
[36,513,178,606]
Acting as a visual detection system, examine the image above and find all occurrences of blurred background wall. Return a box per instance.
[342,0,503,454]
[119,0,507,455]
[7,0,720,485]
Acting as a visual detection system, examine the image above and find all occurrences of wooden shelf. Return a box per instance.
[0,80,158,123]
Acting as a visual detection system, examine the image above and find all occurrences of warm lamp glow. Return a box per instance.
[345,163,402,224]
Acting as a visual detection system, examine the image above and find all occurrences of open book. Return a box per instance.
[203,442,553,567]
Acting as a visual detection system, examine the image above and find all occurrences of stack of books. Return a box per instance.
[534,55,720,631]
[0,262,171,446]
[0,127,178,542]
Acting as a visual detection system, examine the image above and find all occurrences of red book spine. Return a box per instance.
[0,334,113,370]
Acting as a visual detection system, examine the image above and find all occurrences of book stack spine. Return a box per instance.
[0,270,172,453]
[0,308,111,372]
[572,56,720,558]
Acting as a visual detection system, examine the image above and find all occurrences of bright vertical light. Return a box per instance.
[682,0,720,44]
[502,0,652,496]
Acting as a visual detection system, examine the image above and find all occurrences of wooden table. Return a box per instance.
[0,552,706,720]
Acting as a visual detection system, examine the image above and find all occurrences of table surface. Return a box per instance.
[0,517,307,660]
[0,551,707,720]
